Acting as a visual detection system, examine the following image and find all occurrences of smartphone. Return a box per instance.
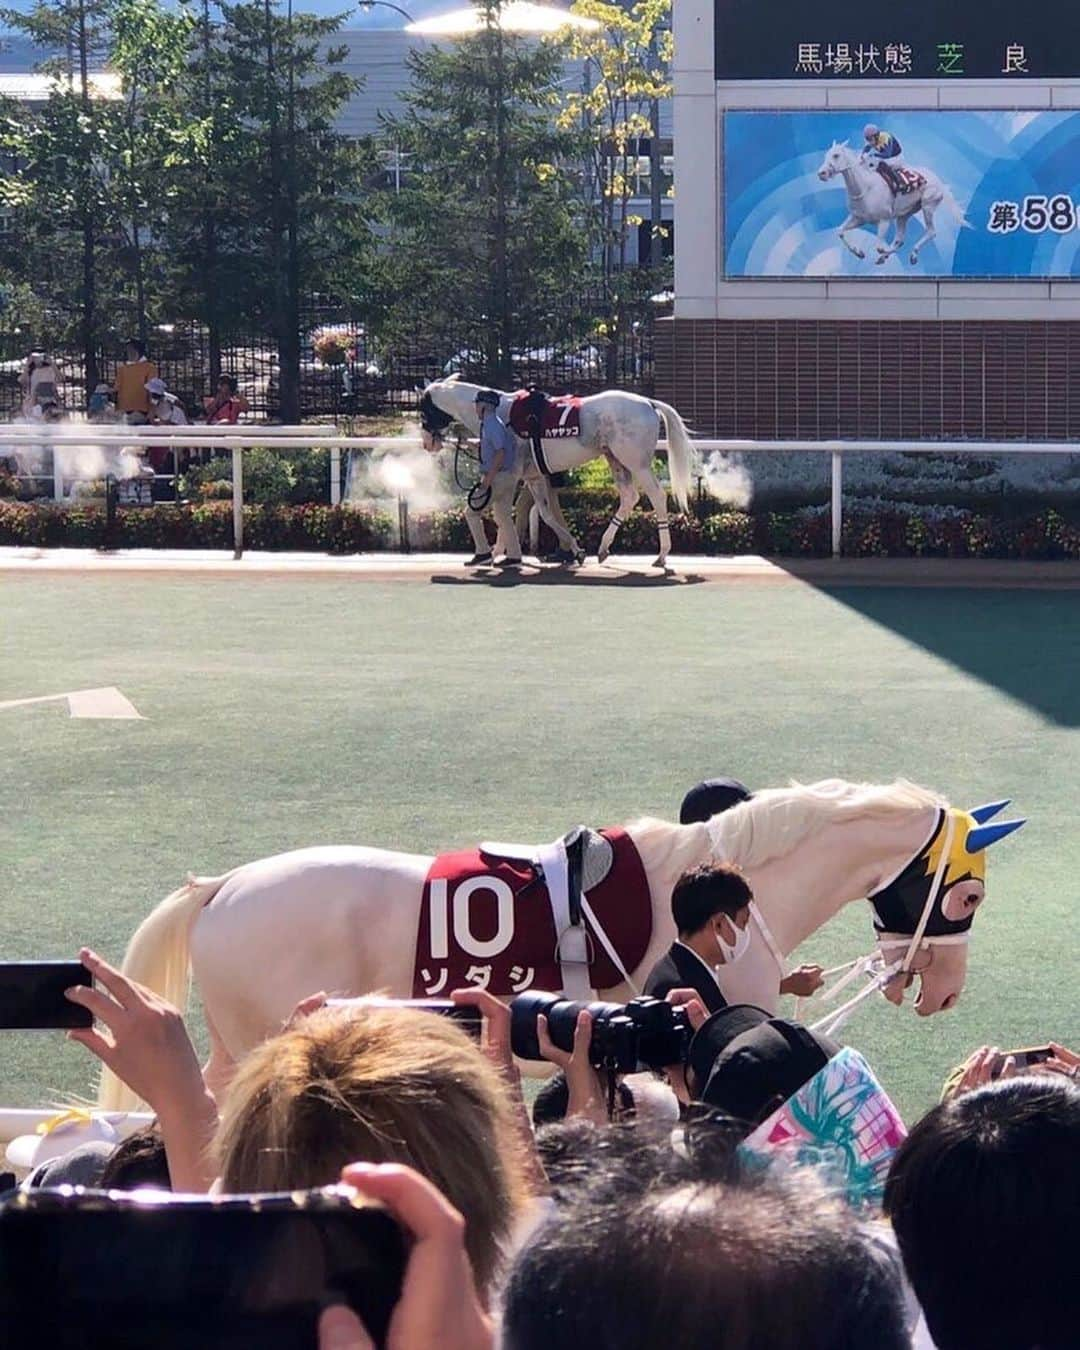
[992,1044,1054,1075]
[0,1184,406,1349]
[325,997,483,1040]
[0,961,92,1030]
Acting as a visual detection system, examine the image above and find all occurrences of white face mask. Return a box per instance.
[715,912,752,965]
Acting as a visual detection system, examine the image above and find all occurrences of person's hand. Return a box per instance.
[780,964,826,998]
[664,987,710,1032]
[1028,1042,1080,1083]
[537,1010,608,1125]
[450,987,515,1080]
[65,947,208,1115]
[317,1163,495,1350]
[943,1045,1016,1100]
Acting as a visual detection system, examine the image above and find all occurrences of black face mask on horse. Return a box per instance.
[418,393,454,448]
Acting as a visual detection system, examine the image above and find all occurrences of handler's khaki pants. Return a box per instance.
[466,472,521,559]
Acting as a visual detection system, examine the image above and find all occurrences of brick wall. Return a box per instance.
[655,319,1080,440]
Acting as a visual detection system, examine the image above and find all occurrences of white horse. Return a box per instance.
[99,779,1023,1110]
[418,375,695,567]
[816,142,969,266]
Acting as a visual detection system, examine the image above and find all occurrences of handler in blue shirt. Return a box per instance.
[466,389,523,567]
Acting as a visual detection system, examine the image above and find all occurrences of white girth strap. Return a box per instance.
[536,840,593,1001]
[750,902,787,980]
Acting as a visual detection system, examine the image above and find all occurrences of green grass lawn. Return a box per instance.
[2,573,1078,1122]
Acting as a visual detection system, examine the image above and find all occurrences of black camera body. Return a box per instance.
[510,992,693,1073]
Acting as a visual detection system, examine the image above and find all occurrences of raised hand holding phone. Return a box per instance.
[65,948,218,1190]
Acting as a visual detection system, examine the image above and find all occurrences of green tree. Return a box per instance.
[559,0,672,378]
[213,0,372,420]
[0,0,115,389]
[378,0,587,386]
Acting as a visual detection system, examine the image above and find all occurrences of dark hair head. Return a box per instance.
[671,863,752,937]
[99,1121,171,1190]
[884,1075,1080,1350]
[218,375,237,393]
[125,337,146,357]
[504,1150,908,1350]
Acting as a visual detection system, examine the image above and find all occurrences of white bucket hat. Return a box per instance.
[5,1107,122,1171]
[145,377,167,397]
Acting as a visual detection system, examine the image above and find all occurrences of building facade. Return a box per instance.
[660,0,1080,437]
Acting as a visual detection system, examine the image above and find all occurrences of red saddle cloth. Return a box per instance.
[508,391,583,439]
[894,167,926,193]
[413,827,652,998]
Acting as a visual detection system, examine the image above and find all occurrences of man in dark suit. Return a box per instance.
[644,863,756,1015]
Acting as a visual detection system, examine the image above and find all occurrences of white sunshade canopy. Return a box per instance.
[406,2,600,35]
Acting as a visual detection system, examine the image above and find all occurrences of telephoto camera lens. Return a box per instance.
[509,992,692,1073]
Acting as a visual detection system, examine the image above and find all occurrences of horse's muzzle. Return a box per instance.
[421,429,443,454]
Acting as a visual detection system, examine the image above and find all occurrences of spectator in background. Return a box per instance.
[146,376,187,427]
[503,1144,910,1350]
[19,351,61,417]
[87,383,116,422]
[112,338,157,420]
[213,1003,531,1295]
[203,375,248,425]
[885,1076,1079,1350]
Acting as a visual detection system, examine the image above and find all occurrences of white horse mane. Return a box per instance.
[629,778,943,881]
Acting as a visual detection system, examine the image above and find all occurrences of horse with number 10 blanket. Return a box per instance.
[96,779,1024,1111]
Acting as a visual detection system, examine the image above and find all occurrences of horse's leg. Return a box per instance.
[202,1002,239,1103]
[529,471,582,560]
[908,202,937,265]
[597,452,639,563]
[838,214,866,259]
[636,464,674,568]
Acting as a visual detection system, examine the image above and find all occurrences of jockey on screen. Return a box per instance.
[861,123,905,195]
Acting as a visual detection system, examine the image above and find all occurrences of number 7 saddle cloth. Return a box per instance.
[412,827,653,998]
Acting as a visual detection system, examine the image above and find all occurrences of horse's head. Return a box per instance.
[817,140,852,181]
[702,780,1024,1019]
[869,801,1025,1015]
[418,378,457,453]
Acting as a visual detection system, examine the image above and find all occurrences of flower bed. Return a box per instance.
[2,499,1078,558]
[0,501,393,552]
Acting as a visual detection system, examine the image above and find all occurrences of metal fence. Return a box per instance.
[0,295,658,421]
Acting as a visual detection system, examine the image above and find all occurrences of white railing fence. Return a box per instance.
[3,426,1076,559]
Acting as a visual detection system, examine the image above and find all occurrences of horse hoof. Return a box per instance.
[876,245,888,254]
[597,548,609,564]
[652,556,668,569]
[910,253,919,266]
[876,255,887,266]
[854,250,865,260]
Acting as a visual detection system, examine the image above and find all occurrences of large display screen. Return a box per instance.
[723,110,1080,278]
[714,0,1074,81]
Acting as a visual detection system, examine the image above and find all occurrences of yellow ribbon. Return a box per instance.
[35,1107,95,1138]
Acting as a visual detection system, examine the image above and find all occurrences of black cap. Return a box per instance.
[679,778,753,824]
[687,1004,840,1128]
[474,388,499,407]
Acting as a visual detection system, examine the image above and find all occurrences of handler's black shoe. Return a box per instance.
[494,556,522,568]
[466,551,493,566]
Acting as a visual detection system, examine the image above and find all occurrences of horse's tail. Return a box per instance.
[97,872,231,1111]
[943,187,971,228]
[651,399,694,512]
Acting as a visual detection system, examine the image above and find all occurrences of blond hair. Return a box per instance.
[214,1005,527,1290]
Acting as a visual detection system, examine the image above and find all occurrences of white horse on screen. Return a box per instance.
[98,779,1022,1111]
[817,142,969,266]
